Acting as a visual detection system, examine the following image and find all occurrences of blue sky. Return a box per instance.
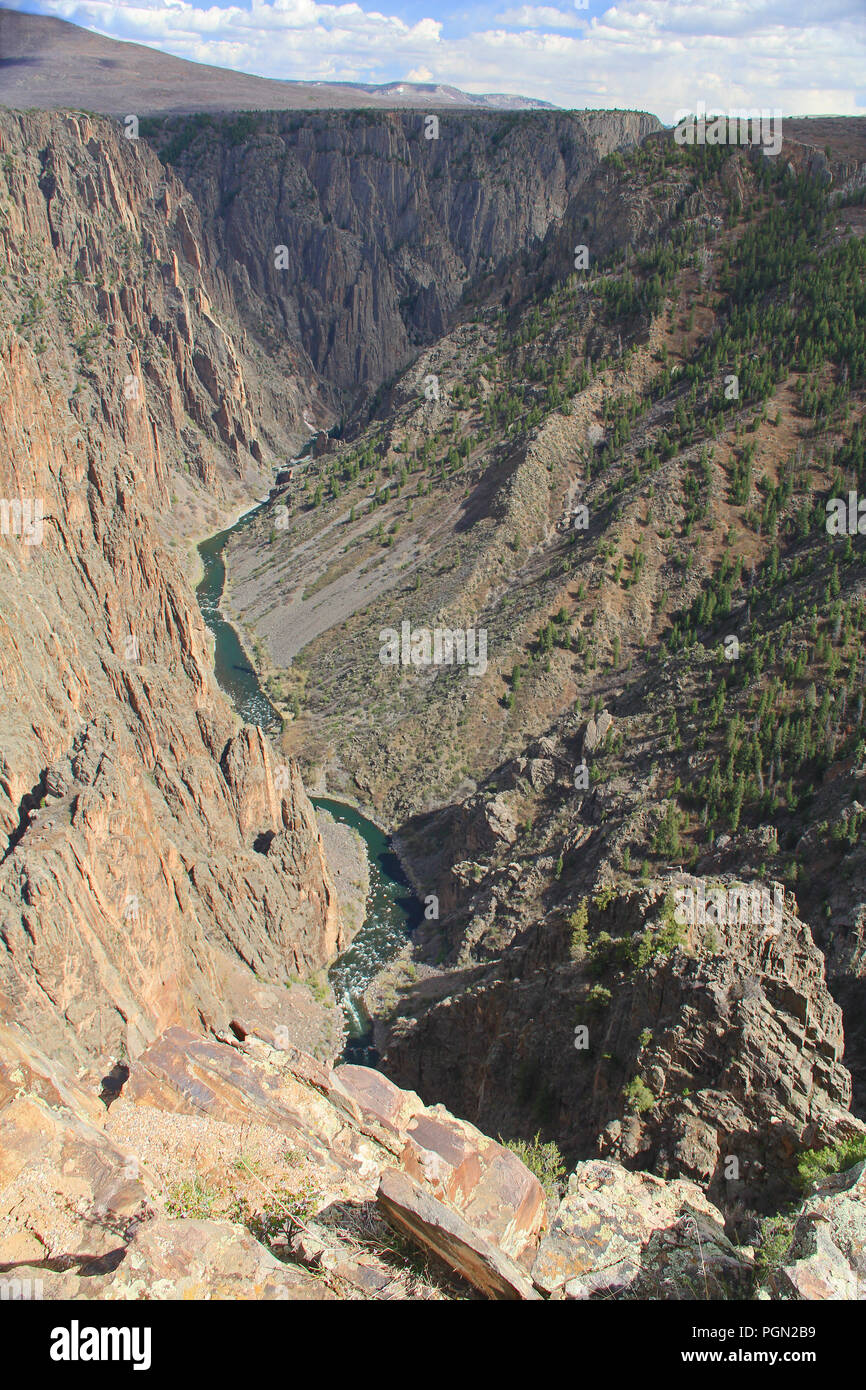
[9,0,866,117]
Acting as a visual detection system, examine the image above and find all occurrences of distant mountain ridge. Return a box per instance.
[0,8,556,113]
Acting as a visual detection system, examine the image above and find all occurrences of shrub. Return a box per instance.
[585,984,612,1013]
[230,1177,322,1247]
[164,1176,216,1219]
[593,885,616,910]
[653,802,684,857]
[754,1214,797,1284]
[795,1137,866,1191]
[568,900,589,958]
[623,1077,656,1114]
[502,1133,566,1204]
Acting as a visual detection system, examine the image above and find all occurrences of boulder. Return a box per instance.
[771,1160,866,1300]
[400,1107,546,1263]
[106,1216,333,1300]
[531,1159,751,1299]
[527,758,556,792]
[584,709,613,754]
[331,1064,423,1134]
[484,795,518,846]
[377,1168,540,1300]
[334,1061,546,1264]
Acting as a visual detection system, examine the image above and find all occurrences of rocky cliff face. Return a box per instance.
[0,103,667,1073]
[381,877,864,1215]
[0,110,344,1070]
[144,109,660,397]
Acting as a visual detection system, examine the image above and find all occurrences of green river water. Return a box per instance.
[195,480,418,1061]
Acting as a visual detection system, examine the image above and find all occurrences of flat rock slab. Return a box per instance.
[332,1063,424,1133]
[125,1026,337,1146]
[377,1167,541,1300]
[108,1217,333,1300]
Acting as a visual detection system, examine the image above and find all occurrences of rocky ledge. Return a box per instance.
[2,1021,863,1301]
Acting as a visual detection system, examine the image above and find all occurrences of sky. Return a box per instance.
[8,0,866,119]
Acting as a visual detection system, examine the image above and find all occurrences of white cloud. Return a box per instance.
[12,0,866,116]
[495,7,584,29]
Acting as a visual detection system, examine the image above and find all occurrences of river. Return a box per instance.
[195,475,418,1062]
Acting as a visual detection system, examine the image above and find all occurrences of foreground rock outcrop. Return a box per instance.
[0,1023,547,1300]
[770,1161,866,1301]
[6,1021,862,1301]
[532,1160,751,1300]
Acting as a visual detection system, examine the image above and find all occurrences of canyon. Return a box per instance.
[1,35,866,1300]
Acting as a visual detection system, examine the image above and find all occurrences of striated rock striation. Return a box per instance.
[0,109,342,1068]
[146,108,661,395]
